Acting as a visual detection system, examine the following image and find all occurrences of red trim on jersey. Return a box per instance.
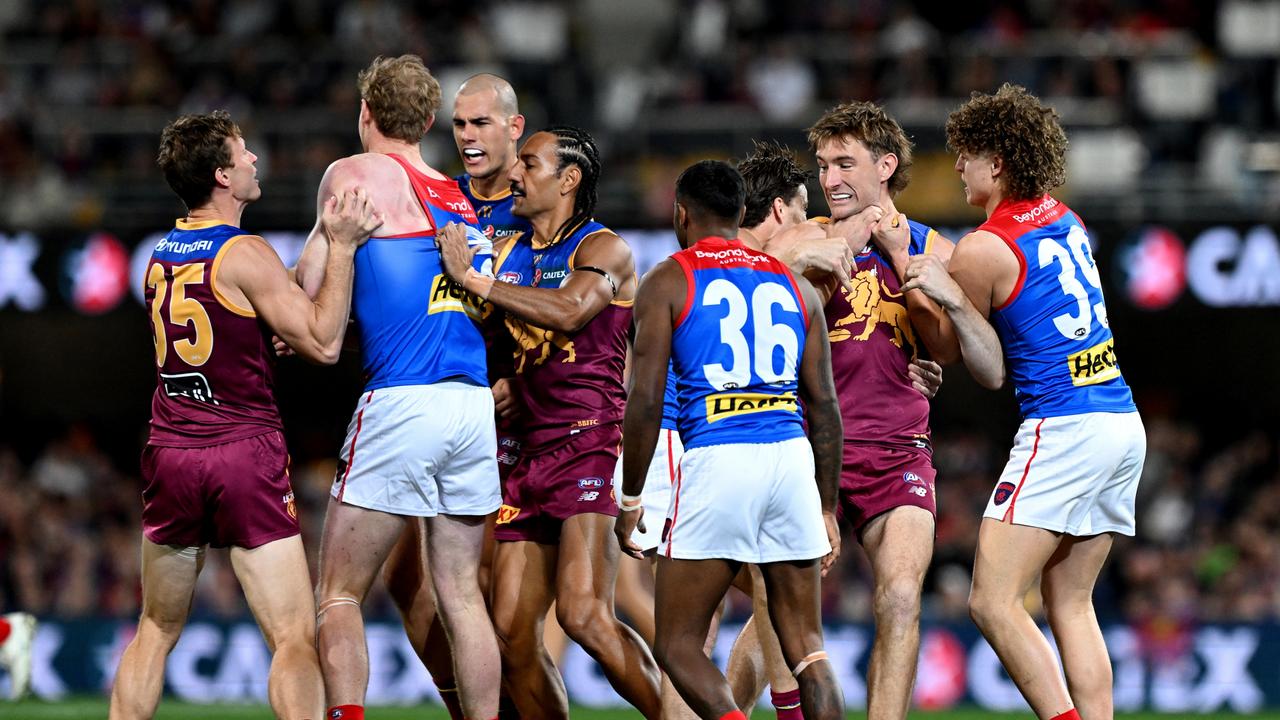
[1002,418,1045,523]
[666,458,684,558]
[337,391,374,503]
[992,237,1028,311]
[776,260,810,329]
[383,153,480,224]
[672,252,696,329]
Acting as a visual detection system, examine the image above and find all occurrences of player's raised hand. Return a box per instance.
[765,222,856,292]
[614,508,646,560]
[820,510,841,577]
[872,203,911,260]
[436,222,481,284]
[322,187,383,248]
[900,253,966,311]
[908,358,943,399]
[827,203,884,255]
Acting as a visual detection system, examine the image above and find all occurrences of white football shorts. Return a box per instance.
[659,436,830,563]
[614,428,684,552]
[985,410,1145,536]
[332,382,501,517]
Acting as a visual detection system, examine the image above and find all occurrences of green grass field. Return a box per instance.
[5,701,1279,720]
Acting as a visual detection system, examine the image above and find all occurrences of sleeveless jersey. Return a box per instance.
[498,220,632,451]
[670,237,809,450]
[457,174,532,244]
[353,155,491,391]
[660,366,678,431]
[145,219,282,447]
[826,219,937,449]
[982,195,1135,418]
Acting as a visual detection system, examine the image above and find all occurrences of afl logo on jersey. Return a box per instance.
[993,481,1017,505]
[498,270,523,284]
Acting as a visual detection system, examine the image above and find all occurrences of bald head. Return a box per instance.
[456,73,519,117]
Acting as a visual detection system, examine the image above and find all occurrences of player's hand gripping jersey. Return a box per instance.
[825,218,938,449]
[354,155,493,391]
[981,195,1135,418]
[669,237,810,450]
[145,220,283,446]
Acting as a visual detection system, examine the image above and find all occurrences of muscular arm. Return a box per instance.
[446,228,636,334]
[878,220,962,366]
[901,231,1009,389]
[221,190,381,364]
[294,161,344,298]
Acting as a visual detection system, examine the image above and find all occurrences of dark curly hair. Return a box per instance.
[807,101,913,196]
[945,83,1068,201]
[738,140,809,228]
[157,110,241,211]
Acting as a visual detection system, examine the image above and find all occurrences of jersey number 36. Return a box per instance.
[701,279,800,390]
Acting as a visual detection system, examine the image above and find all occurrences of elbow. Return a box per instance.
[933,345,962,367]
[297,340,342,366]
[977,370,1004,391]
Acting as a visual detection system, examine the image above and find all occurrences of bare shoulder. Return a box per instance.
[576,228,634,266]
[955,229,1011,262]
[323,153,404,192]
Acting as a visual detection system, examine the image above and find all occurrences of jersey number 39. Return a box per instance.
[1039,226,1108,340]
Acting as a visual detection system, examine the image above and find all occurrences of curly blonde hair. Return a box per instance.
[357,55,441,143]
[806,101,913,196]
[945,83,1068,200]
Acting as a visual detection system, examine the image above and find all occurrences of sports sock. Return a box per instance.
[327,704,364,720]
[771,688,803,720]
[0,617,9,645]
[1050,709,1081,720]
[437,683,465,720]
[719,710,748,720]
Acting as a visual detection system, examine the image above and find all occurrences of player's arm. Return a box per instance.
[873,213,961,366]
[221,189,382,364]
[440,225,634,334]
[615,259,681,558]
[794,276,843,576]
[900,230,1008,390]
[294,160,348,298]
[763,221,854,295]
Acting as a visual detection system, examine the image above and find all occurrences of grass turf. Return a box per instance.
[6,700,1280,720]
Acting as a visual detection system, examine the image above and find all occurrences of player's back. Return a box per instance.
[353,154,491,391]
[825,219,937,450]
[669,236,809,450]
[145,220,282,447]
[981,195,1134,418]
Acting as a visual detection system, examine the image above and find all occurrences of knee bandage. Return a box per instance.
[791,650,829,677]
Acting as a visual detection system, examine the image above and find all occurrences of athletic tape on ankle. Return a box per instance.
[791,650,829,677]
[317,597,361,616]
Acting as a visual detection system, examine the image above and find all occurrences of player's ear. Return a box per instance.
[771,197,786,224]
[878,152,898,184]
[559,164,581,196]
[737,205,746,228]
[990,155,1004,179]
[423,113,435,135]
[510,114,525,140]
[214,165,232,189]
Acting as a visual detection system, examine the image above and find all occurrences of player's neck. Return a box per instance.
[738,226,767,251]
[689,222,740,247]
[983,189,1007,218]
[366,137,444,179]
[187,194,243,228]
[469,156,516,198]
[529,203,576,248]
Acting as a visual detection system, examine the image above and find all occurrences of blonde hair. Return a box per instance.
[357,55,441,143]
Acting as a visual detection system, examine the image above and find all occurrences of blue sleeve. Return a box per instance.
[907,219,935,257]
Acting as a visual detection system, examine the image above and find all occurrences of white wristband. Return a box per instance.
[619,493,643,510]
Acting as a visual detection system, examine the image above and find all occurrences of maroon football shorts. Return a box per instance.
[141,430,300,549]
[493,423,622,545]
[837,441,937,536]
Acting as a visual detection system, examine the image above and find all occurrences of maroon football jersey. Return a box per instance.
[145,219,283,447]
[825,245,931,450]
[500,221,632,452]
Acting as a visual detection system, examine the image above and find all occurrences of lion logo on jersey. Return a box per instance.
[828,267,917,354]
